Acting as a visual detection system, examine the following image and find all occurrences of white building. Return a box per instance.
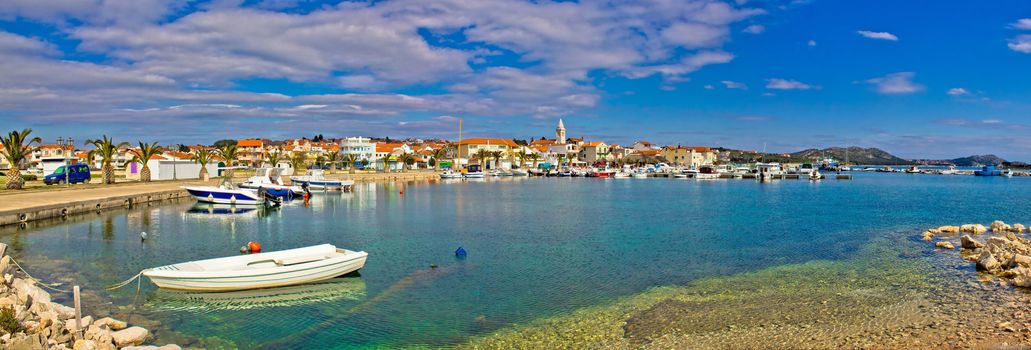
[339,137,376,162]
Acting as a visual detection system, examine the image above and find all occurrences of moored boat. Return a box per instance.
[142,244,368,292]
[239,167,305,200]
[291,170,354,191]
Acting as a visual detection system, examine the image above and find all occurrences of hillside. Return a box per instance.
[950,154,1007,167]
[789,147,913,165]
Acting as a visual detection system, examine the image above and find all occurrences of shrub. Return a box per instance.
[21,174,37,181]
[0,307,21,334]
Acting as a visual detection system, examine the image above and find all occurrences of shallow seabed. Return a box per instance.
[2,174,1031,349]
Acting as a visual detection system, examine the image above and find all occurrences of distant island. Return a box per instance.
[721,146,1024,167]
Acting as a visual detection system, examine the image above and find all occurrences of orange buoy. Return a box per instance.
[247,241,261,253]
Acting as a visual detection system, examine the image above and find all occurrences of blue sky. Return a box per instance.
[1,0,1030,160]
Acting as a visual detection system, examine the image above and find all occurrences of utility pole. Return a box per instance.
[57,137,72,186]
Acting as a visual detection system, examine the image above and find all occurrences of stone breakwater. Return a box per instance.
[924,220,1031,287]
[0,254,179,350]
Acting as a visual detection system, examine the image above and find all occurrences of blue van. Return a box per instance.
[44,164,91,185]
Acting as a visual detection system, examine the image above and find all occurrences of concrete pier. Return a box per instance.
[0,181,197,227]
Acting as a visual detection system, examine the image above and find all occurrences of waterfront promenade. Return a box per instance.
[0,171,440,226]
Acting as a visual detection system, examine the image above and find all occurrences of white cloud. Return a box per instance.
[807,39,816,46]
[703,84,715,90]
[742,24,764,34]
[720,80,748,89]
[946,87,970,96]
[857,30,898,41]
[864,72,924,94]
[662,22,730,48]
[1008,34,1031,53]
[765,78,814,90]
[1012,18,1031,30]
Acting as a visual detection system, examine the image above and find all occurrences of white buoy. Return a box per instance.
[140,231,148,241]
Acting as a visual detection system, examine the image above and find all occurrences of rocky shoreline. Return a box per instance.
[924,220,1031,287]
[0,249,180,350]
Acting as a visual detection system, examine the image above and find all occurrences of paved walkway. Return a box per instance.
[0,180,204,215]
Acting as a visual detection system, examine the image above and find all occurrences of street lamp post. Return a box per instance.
[56,137,72,186]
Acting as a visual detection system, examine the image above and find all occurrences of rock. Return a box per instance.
[922,231,934,241]
[938,225,961,234]
[1013,267,1031,287]
[1014,223,1027,232]
[13,278,50,309]
[976,251,1001,271]
[961,235,984,249]
[961,224,988,234]
[51,302,76,319]
[1009,254,1031,268]
[0,255,10,275]
[156,345,182,350]
[0,295,16,308]
[72,339,97,350]
[84,325,112,344]
[110,327,149,347]
[119,347,158,350]
[935,241,955,250]
[93,317,126,331]
[8,333,46,350]
[928,228,941,234]
[65,316,93,333]
[992,220,1012,232]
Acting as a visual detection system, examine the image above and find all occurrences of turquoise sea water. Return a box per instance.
[2,174,1030,349]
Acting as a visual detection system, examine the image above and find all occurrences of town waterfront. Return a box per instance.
[2,173,1030,348]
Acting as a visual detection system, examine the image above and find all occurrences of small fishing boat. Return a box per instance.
[510,169,529,176]
[904,166,921,174]
[974,165,1003,177]
[464,171,486,178]
[809,170,824,180]
[143,244,368,292]
[672,173,688,179]
[697,165,719,180]
[612,172,631,178]
[939,166,959,175]
[290,170,353,191]
[632,172,648,178]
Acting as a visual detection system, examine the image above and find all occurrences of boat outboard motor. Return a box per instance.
[258,187,283,207]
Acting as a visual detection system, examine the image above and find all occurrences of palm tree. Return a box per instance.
[432,147,450,170]
[489,150,504,170]
[397,152,416,171]
[216,143,240,179]
[514,151,527,169]
[327,151,341,173]
[129,141,162,182]
[266,150,282,169]
[85,135,130,185]
[527,153,540,168]
[1,128,42,189]
[290,153,306,176]
[474,149,491,170]
[341,154,358,174]
[193,149,213,181]
[315,154,327,170]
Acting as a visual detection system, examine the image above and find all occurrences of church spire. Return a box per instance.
[556,119,566,144]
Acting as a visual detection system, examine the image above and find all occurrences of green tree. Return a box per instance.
[129,141,163,182]
[397,152,416,171]
[193,149,214,181]
[327,151,341,173]
[341,154,358,174]
[474,148,491,170]
[489,150,504,170]
[1,128,42,189]
[290,153,307,176]
[213,139,237,148]
[85,135,130,185]
[217,143,240,179]
[432,146,450,170]
[266,149,282,169]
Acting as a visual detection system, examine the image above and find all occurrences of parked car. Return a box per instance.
[44,164,91,185]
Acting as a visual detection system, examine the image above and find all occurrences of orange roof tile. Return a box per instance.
[237,139,263,147]
[531,139,556,146]
[584,141,605,147]
[376,143,403,153]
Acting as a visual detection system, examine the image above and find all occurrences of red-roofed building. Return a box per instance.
[661,146,716,167]
[237,139,265,167]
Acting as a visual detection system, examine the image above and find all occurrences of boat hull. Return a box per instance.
[292,179,354,191]
[184,187,263,205]
[144,250,368,292]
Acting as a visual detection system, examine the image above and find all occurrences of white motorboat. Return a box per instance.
[464,171,486,178]
[612,172,631,178]
[939,166,959,175]
[439,169,463,179]
[239,168,305,198]
[632,172,648,178]
[183,171,274,206]
[672,173,688,179]
[143,244,368,292]
[809,170,824,180]
[510,169,529,176]
[290,170,354,191]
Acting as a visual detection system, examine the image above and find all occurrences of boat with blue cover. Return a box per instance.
[183,168,280,206]
[974,165,1003,176]
[240,167,305,200]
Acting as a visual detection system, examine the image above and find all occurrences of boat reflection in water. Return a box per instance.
[185,203,278,219]
[145,277,366,312]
